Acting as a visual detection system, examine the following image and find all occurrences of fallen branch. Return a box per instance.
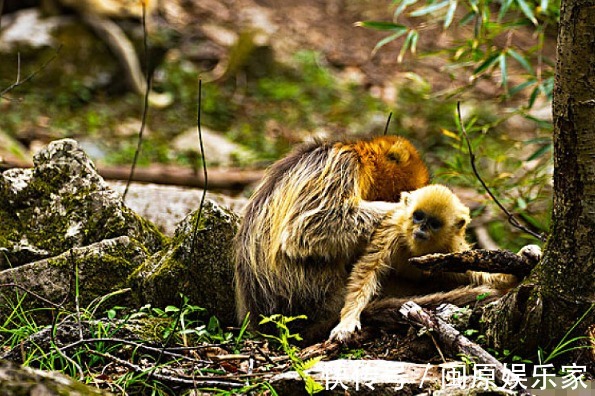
[409,249,537,278]
[100,165,264,190]
[1,160,264,191]
[399,301,530,395]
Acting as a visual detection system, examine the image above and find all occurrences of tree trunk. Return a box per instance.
[482,0,595,359]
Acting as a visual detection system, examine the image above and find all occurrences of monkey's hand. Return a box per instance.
[329,317,361,343]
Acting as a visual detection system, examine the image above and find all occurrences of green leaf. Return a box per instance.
[460,11,476,25]
[410,0,449,17]
[302,356,323,370]
[515,0,538,25]
[498,0,514,21]
[517,197,527,210]
[398,30,418,62]
[508,48,534,74]
[499,52,508,88]
[472,52,500,76]
[355,20,408,31]
[528,85,540,108]
[469,0,479,14]
[394,0,418,18]
[523,114,554,130]
[372,29,409,55]
[444,0,458,28]
[410,30,419,54]
[509,79,537,96]
[527,144,552,161]
[304,377,325,394]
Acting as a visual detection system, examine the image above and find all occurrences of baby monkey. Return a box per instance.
[330,184,517,342]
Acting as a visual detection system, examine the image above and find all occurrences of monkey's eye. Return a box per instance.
[427,218,443,231]
[412,210,425,223]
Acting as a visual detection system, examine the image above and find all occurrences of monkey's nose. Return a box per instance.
[413,229,429,241]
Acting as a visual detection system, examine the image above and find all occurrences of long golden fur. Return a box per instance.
[329,184,517,342]
[234,136,429,342]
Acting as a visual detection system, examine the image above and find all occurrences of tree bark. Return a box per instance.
[482,0,595,358]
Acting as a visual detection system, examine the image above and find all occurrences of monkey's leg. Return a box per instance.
[361,284,507,329]
[465,244,542,287]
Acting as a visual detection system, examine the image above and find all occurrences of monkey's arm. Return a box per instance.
[329,214,401,342]
[281,200,396,260]
[279,150,399,260]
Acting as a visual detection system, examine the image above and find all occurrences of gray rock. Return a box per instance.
[171,126,256,167]
[0,139,166,268]
[130,200,238,325]
[0,359,111,395]
[0,236,147,316]
[108,180,247,236]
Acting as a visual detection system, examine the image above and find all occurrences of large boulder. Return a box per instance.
[1,138,240,328]
[130,200,239,325]
[0,359,111,395]
[0,139,166,268]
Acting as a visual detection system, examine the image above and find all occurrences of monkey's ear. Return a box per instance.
[388,146,410,164]
[455,216,469,229]
[401,191,411,206]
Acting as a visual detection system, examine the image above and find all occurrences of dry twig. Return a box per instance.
[456,101,546,242]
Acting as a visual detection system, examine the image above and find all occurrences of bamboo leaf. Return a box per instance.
[508,48,534,74]
[410,1,449,17]
[394,0,418,18]
[528,85,540,108]
[499,52,508,88]
[469,0,479,14]
[372,29,409,55]
[398,30,417,62]
[460,11,476,25]
[498,0,514,21]
[527,144,552,161]
[472,52,500,76]
[444,0,458,28]
[515,0,538,25]
[410,30,419,54]
[355,21,408,31]
[509,79,537,96]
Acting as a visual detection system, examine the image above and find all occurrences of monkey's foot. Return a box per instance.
[518,244,542,264]
[329,318,360,342]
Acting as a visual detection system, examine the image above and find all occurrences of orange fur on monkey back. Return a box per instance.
[234,135,429,343]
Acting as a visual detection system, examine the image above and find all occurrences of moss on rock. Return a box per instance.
[130,200,239,325]
[0,236,148,318]
[0,139,167,269]
[0,359,111,396]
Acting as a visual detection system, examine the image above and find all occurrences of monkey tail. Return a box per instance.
[361,285,506,329]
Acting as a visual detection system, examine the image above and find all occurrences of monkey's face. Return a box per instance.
[402,185,470,256]
[354,136,429,202]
